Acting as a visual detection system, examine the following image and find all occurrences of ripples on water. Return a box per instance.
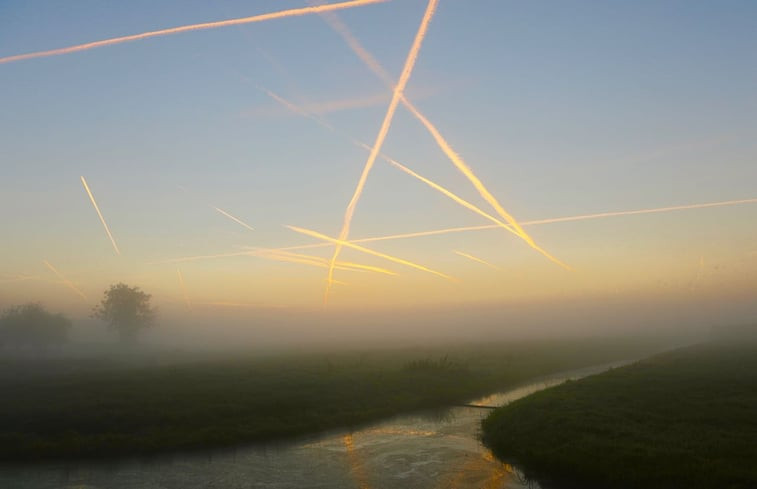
[1,363,623,489]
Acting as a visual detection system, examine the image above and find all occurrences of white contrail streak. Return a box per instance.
[326,0,438,302]
[177,268,192,310]
[318,6,567,270]
[43,260,88,301]
[0,0,389,65]
[276,197,757,250]
[454,251,501,270]
[213,207,255,231]
[80,176,121,255]
[288,224,453,280]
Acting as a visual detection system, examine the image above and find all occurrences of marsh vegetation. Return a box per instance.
[0,337,659,461]
[482,340,757,489]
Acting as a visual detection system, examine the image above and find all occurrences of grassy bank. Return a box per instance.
[0,337,659,461]
[482,341,757,489]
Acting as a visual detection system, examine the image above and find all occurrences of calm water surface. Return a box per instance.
[1,362,626,489]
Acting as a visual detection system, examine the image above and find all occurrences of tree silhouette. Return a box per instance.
[93,283,156,342]
[0,303,71,347]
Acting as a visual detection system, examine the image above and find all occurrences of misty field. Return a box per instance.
[482,341,757,489]
[0,338,659,461]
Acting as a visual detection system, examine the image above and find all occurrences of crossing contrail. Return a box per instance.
[0,0,389,65]
[80,176,121,255]
[317,6,568,270]
[253,249,397,275]
[258,88,538,259]
[260,249,397,275]
[154,248,397,276]
[276,197,757,251]
[326,0,438,303]
[287,225,453,280]
[263,79,749,264]
[43,260,88,301]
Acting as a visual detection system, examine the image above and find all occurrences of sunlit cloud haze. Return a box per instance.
[1,0,756,346]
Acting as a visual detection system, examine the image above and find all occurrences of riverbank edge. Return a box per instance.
[480,341,757,489]
[0,339,665,463]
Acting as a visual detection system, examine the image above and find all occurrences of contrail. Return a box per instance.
[261,249,397,275]
[194,301,287,309]
[259,87,522,246]
[317,6,567,270]
[253,249,397,275]
[80,176,121,255]
[259,88,530,256]
[43,260,88,301]
[454,251,501,270]
[287,225,453,280]
[316,5,396,88]
[259,87,560,275]
[278,197,757,251]
[384,157,523,238]
[213,207,255,231]
[0,0,389,65]
[246,92,388,118]
[0,274,60,285]
[175,185,255,231]
[259,76,563,273]
[326,0,438,303]
[177,268,192,310]
[403,104,570,268]
[152,250,252,263]
[0,274,38,282]
[154,248,397,276]
[259,86,336,131]
[518,197,757,226]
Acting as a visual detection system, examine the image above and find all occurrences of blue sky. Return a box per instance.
[1,0,756,325]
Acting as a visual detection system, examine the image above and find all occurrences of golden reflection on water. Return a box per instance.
[343,433,373,489]
[339,427,515,489]
[437,449,513,489]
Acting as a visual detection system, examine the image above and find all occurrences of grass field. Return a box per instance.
[0,337,659,461]
[482,341,757,489]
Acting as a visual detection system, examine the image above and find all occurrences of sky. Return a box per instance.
[1,0,756,342]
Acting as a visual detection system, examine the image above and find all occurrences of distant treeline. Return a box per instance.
[0,303,71,347]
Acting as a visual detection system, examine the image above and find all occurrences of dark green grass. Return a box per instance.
[482,341,757,489]
[0,337,659,461]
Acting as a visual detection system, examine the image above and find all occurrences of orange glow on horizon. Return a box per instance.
[0,0,389,65]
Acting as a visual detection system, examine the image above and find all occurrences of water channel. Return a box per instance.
[1,361,627,489]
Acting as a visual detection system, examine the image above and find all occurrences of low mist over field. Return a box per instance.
[1,1,756,487]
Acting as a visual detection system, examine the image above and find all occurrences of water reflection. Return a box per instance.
[0,362,626,489]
